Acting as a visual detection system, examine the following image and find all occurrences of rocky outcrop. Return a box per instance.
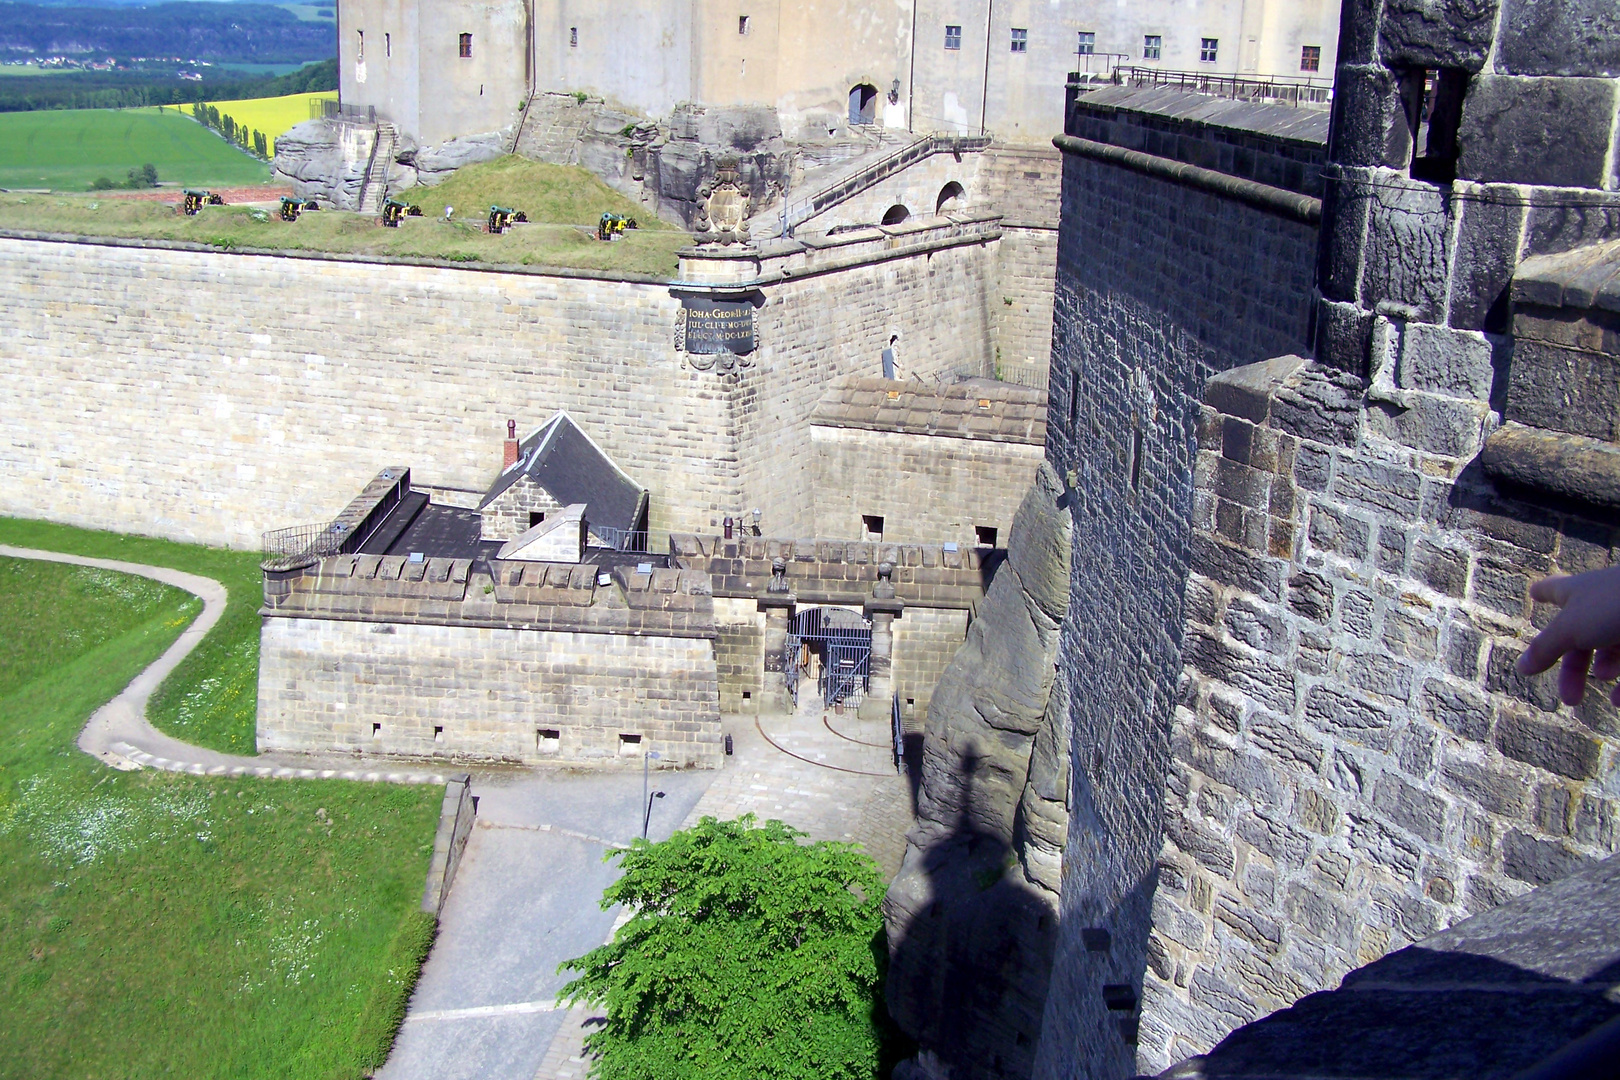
[885,461,1073,1080]
[272,120,508,209]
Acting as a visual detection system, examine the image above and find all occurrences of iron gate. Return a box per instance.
[784,607,872,709]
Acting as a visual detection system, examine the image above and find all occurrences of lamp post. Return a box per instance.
[643,790,665,840]
[642,749,661,840]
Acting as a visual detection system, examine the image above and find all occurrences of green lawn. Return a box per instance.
[0,107,271,191]
[0,547,442,1079]
[0,518,266,755]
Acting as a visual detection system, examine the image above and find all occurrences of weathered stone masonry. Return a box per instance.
[1016,4,1620,1078]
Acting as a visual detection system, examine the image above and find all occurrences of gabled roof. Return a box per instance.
[479,411,646,534]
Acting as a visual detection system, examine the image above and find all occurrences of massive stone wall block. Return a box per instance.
[885,462,1073,1080]
[1497,0,1620,77]
[1456,75,1620,189]
[1378,0,1500,71]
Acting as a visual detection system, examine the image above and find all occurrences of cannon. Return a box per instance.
[486,205,527,234]
[279,197,321,222]
[381,199,423,227]
[597,212,639,241]
[181,189,225,215]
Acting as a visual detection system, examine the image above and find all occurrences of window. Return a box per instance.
[385,32,390,57]
[459,32,472,57]
[569,26,578,47]
[1143,35,1161,60]
[862,515,885,541]
[1077,31,1095,56]
[371,722,382,737]
[944,24,962,50]
[1010,28,1028,53]
[433,725,444,743]
[618,732,643,756]
[1300,45,1321,72]
[356,30,363,58]
[738,15,749,34]
[529,511,546,528]
[537,728,560,753]
[1200,38,1218,62]
[975,526,998,548]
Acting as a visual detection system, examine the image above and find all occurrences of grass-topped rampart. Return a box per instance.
[0,155,691,277]
[0,524,443,1078]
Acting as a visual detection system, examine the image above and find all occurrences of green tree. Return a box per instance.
[559,815,887,1080]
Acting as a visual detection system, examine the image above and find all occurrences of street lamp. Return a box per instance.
[642,749,661,840]
[643,790,665,840]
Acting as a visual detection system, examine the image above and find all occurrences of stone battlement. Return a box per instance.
[264,552,716,639]
[670,534,995,609]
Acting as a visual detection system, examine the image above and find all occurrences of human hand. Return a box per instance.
[1516,566,1620,707]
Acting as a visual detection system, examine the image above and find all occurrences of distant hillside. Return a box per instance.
[0,56,335,111]
[0,2,334,63]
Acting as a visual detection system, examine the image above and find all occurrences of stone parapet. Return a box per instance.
[669,534,994,610]
[263,552,716,639]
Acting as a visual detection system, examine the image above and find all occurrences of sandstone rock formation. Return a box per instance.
[885,460,1072,1080]
[272,120,509,209]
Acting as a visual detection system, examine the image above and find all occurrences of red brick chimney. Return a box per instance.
[503,419,519,469]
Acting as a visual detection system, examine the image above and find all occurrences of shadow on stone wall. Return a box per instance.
[883,462,1074,1079]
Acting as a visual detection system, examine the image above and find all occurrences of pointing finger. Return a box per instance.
[1529,575,1576,606]
[1559,650,1592,707]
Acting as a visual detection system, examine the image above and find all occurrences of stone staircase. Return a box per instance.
[756,132,994,238]
[356,122,397,214]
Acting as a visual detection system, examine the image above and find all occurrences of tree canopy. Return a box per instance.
[558,815,888,1080]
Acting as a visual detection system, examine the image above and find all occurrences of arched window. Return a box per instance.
[936,181,965,213]
[849,84,878,125]
[881,204,910,225]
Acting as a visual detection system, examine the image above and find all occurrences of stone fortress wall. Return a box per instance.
[0,210,1045,553]
[972,3,1620,1079]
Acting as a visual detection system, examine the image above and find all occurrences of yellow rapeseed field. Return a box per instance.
[156,90,336,144]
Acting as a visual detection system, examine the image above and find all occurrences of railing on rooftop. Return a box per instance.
[1113,66,1333,107]
[262,521,348,573]
[591,526,650,553]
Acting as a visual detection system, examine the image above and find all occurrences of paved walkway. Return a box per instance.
[0,544,459,785]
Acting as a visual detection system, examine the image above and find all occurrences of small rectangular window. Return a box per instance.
[459,32,472,58]
[371,722,382,737]
[1010,28,1028,53]
[862,514,885,541]
[537,728,560,753]
[975,526,998,548]
[433,725,444,742]
[1300,45,1321,72]
[1077,31,1095,56]
[529,511,546,528]
[944,24,962,50]
[618,732,642,756]
[569,26,578,48]
[1143,35,1161,60]
[356,30,364,59]
[385,32,391,57]
[738,15,749,35]
[1200,37,1218,62]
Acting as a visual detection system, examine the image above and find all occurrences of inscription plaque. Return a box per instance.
[682,297,755,355]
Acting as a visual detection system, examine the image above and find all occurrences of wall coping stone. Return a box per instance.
[1480,421,1620,510]
[1513,238,1620,312]
[1053,135,1323,223]
[1202,354,1312,421]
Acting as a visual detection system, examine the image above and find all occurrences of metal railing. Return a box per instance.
[1115,66,1333,107]
[261,521,348,572]
[1074,51,1132,77]
[591,526,649,552]
[314,100,381,123]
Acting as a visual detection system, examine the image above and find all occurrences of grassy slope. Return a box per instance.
[0,108,271,191]
[0,555,440,1080]
[0,156,689,276]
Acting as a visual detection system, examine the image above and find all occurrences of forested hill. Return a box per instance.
[1,2,334,63]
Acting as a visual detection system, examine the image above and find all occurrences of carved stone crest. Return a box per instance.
[696,162,750,245]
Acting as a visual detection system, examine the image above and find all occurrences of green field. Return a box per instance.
[0,156,692,277]
[0,108,271,191]
[0,521,442,1079]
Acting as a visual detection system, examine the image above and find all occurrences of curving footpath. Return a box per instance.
[0,544,454,785]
